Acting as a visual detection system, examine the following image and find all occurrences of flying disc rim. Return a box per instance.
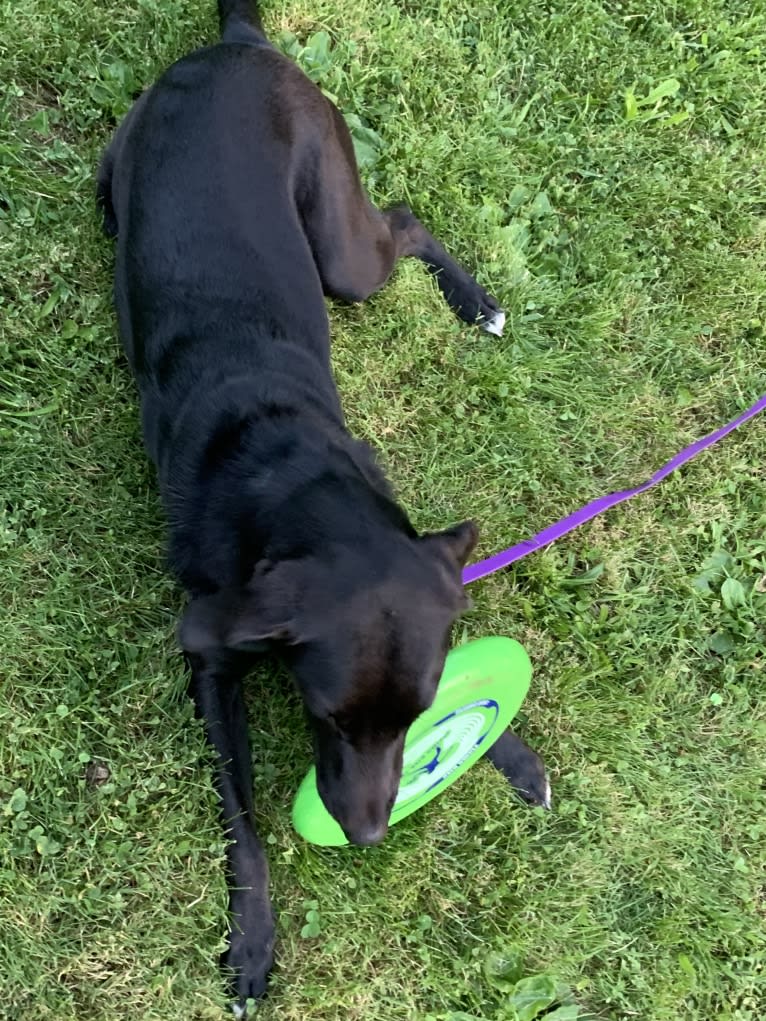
[292,636,531,846]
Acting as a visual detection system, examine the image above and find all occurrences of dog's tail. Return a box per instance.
[217,0,266,41]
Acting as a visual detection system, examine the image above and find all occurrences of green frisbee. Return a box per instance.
[292,635,532,846]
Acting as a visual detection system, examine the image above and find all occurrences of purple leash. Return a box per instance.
[463,393,766,586]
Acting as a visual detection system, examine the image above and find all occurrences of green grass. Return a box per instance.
[1,0,765,1018]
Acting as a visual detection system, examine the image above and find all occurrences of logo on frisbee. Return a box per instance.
[395,699,499,808]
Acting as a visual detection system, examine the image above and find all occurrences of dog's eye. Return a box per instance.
[326,712,348,736]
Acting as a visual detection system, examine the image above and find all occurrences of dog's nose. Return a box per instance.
[346,820,388,847]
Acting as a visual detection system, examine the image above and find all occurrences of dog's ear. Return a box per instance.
[422,519,478,568]
[178,559,316,653]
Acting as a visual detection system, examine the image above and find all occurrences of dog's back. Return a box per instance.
[105,45,349,491]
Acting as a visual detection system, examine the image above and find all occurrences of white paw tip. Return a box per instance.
[481,309,506,337]
[231,1002,247,1020]
[542,778,552,811]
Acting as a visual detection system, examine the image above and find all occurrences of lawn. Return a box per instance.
[1,0,765,1019]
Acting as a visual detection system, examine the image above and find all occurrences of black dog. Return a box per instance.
[98,0,549,1005]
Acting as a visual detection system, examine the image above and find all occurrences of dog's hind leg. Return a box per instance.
[299,105,505,335]
[484,729,551,808]
[96,147,118,239]
[383,203,506,336]
[96,90,150,239]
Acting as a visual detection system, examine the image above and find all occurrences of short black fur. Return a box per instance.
[98,0,549,1005]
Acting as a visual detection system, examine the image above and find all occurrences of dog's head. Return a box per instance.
[180,519,477,845]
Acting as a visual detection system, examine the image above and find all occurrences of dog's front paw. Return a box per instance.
[224,916,275,1015]
[484,729,551,809]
